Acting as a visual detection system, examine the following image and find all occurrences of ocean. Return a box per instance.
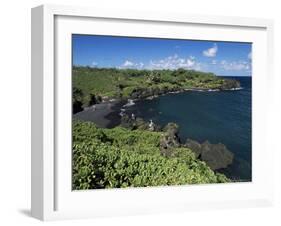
[125,76,252,181]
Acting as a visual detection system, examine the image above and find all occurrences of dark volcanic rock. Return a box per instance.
[130,87,154,99]
[185,139,234,170]
[129,86,181,100]
[160,123,181,157]
[200,141,234,170]
[120,113,161,131]
[163,123,180,137]
[184,139,202,158]
[120,114,134,129]
[220,79,241,90]
[73,101,83,114]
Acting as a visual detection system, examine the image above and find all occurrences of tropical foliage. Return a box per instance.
[73,66,240,109]
[72,120,230,190]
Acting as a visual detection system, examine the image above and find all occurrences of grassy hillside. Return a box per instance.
[73,120,230,190]
[72,67,240,112]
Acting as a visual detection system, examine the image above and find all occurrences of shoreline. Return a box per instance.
[73,87,251,181]
[73,100,125,128]
[73,86,244,128]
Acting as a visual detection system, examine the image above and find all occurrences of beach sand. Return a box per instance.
[73,100,124,128]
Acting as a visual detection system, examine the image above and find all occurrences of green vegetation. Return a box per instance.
[73,66,240,111]
[72,67,235,188]
[73,120,230,190]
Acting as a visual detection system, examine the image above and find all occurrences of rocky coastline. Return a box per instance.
[73,78,241,175]
[120,78,241,101]
[73,73,241,114]
[120,112,234,172]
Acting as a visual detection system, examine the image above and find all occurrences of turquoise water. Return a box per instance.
[126,77,252,181]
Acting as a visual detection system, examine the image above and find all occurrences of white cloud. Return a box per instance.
[211,60,217,65]
[120,60,144,69]
[92,61,98,67]
[186,59,195,67]
[123,60,134,67]
[149,54,201,70]
[138,62,144,68]
[220,60,251,71]
[119,55,203,71]
[203,44,218,57]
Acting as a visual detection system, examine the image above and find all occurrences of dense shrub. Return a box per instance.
[72,120,230,190]
[72,66,239,106]
[72,87,84,113]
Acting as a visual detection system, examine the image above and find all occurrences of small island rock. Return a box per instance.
[185,139,234,170]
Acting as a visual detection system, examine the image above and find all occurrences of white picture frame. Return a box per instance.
[31,4,274,221]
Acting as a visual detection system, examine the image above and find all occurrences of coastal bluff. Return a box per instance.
[72,67,241,114]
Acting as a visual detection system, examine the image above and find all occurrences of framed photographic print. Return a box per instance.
[31,4,274,221]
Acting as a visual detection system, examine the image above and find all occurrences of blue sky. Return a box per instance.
[72,34,252,77]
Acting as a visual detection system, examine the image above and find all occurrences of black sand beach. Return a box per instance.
[73,100,125,128]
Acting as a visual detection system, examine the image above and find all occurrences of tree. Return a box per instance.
[88,93,102,106]
[72,87,84,113]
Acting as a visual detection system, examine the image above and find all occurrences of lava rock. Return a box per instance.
[185,139,234,170]
[184,139,202,158]
[160,123,181,157]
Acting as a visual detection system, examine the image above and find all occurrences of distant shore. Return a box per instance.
[73,86,244,129]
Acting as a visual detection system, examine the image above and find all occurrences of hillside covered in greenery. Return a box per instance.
[73,120,230,190]
[73,66,240,113]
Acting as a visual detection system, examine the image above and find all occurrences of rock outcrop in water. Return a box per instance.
[220,79,241,90]
[120,114,234,171]
[185,139,234,170]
